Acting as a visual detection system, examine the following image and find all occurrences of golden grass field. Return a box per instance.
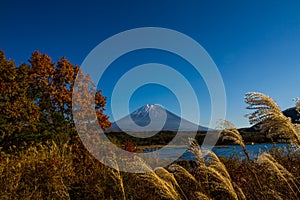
[1,137,300,200]
[1,93,300,199]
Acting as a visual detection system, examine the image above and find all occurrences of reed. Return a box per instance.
[257,152,300,198]
[1,138,300,199]
[220,120,250,161]
[245,92,300,146]
[188,138,240,200]
[168,164,208,199]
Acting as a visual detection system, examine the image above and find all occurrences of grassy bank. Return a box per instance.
[1,138,300,200]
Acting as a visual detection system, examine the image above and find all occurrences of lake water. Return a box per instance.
[144,143,295,161]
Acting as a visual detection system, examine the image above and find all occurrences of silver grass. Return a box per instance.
[245,92,300,147]
[220,120,250,161]
[168,164,207,199]
[257,152,300,198]
[188,138,239,200]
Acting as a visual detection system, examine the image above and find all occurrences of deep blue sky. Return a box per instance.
[1,1,300,128]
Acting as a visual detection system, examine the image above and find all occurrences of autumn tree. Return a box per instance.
[0,50,111,148]
[72,68,111,138]
[28,51,111,143]
[0,51,40,148]
[28,51,56,139]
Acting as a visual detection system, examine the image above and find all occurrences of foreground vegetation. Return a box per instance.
[1,51,300,199]
[1,92,300,199]
[0,137,300,200]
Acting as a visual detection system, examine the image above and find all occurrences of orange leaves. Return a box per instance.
[0,50,111,148]
[0,51,40,146]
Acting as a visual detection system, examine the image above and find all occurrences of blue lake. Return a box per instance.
[144,143,295,161]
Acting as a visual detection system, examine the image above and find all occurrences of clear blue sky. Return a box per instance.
[1,0,300,128]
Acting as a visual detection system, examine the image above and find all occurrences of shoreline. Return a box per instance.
[136,142,290,152]
[136,144,232,152]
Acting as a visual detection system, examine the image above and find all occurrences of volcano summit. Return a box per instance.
[106,104,208,132]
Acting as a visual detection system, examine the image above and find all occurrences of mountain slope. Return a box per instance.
[106,104,207,132]
[282,107,300,123]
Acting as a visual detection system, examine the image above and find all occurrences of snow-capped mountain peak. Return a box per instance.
[106,104,208,133]
[132,104,165,118]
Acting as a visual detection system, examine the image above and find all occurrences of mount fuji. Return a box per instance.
[106,104,208,132]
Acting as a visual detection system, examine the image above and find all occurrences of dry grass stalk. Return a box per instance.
[168,164,208,199]
[263,189,284,200]
[188,138,239,200]
[193,192,212,200]
[155,167,188,199]
[0,141,74,199]
[203,165,238,200]
[257,152,300,198]
[232,182,246,200]
[100,150,126,200]
[108,169,126,200]
[138,170,181,200]
[245,92,300,147]
[188,138,205,166]
[220,120,250,161]
[202,149,231,180]
[294,97,300,113]
[119,157,181,200]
